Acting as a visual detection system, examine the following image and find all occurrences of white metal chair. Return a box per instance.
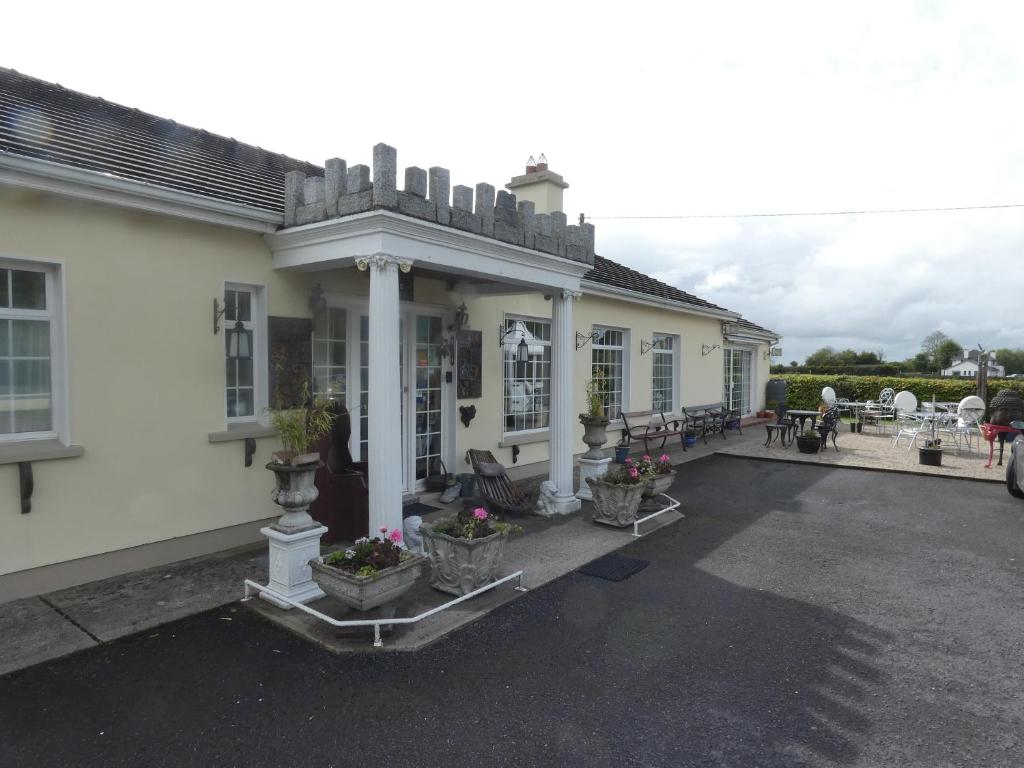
[863,387,896,434]
[945,396,985,453]
[822,386,837,406]
[890,391,927,450]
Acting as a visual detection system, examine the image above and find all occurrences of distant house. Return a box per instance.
[941,349,1005,378]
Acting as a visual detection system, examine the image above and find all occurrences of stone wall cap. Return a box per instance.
[506,169,569,190]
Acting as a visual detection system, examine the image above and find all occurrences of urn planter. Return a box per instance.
[579,415,611,460]
[309,555,425,612]
[642,470,676,498]
[266,455,323,533]
[419,523,509,596]
[589,477,645,527]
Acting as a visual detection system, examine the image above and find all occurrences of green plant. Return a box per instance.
[323,527,410,578]
[922,438,942,449]
[432,505,523,540]
[798,429,820,440]
[766,400,778,412]
[268,381,336,463]
[604,460,650,485]
[583,373,609,420]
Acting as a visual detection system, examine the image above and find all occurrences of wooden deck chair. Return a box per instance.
[466,449,535,516]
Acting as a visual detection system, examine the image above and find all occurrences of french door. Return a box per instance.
[723,348,752,416]
[314,303,446,494]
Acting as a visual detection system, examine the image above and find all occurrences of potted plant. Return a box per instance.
[795,429,821,454]
[614,440,631,463]
[589,460,650,527]
[420,506,522,596]
[310,527,425,611]
[637,453,675,498]
[265,384,336,532]
[766,400,778,420]
[919,438,943,467]
[579,374,611,460]
[684,428,698,448]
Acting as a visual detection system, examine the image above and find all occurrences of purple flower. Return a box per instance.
[624,457,633,465]
[473,507,488,520]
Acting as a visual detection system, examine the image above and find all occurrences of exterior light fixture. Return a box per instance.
[453,303,469,331]
[517,336,529,364]
[226,319,253,360]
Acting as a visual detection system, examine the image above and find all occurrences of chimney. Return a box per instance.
[505,153,569,215]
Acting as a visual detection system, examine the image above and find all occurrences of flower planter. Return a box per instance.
[589,476,645,527]
[642,470,676,498]
[579,415,611,460]
[266,455,323,533]
[918,447,943,467]
[419,523,508,596]
[309,554,425,611]
[796,436,821,454]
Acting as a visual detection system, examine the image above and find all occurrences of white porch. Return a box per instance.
[266,209,593,535]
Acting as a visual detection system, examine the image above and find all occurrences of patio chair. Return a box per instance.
[863,387,896,434]
[822,386,837,407]
[764,405,794,447]
[943,396,985,453]
[466,449,535,516]
[818,404,841,450]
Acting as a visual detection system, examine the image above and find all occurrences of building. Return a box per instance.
[941,349,1005,378]
[0,67,778,602]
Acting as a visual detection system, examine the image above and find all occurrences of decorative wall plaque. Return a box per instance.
[456,330,482,399]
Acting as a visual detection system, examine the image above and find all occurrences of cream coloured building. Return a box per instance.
[0,68,778,602]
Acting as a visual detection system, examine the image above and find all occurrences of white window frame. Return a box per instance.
[651,332,679,414]
[0,256,68,444]
[224,282,267,425]
[501,314,552,436]
[592,325,629,421]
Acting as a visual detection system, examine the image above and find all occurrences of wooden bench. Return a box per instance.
[620,410,687,453]
[681,403,741,444]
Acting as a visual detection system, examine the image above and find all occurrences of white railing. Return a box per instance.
[633,493,681,537]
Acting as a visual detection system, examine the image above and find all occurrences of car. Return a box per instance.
[1008,421,1024,498]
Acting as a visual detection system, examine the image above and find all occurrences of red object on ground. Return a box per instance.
[981,423,1020,469]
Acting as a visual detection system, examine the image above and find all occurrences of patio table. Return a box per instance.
[787,409,821,432]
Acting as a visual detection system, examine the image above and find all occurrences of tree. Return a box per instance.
[789,360,799,368]
[996,349,1024,375]
[804,346,838,367]
[935,340,962,369]
[921,331,952,358]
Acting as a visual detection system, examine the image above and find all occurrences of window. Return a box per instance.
[224,284,263,421]
[0,262,61,439]
[313,306,347,400]
[592,327,625,420]
[503,317,551,434]
[651,333,676,413]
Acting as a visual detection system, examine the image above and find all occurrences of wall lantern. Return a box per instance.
[453,302,470,331]
[213,297,253,360]
[517,336,529,364]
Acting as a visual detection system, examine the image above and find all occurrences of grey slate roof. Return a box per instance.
[0,67,321,212]
[0,67,777,336]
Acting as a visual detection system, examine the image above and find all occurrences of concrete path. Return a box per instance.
[3,457,1022,767]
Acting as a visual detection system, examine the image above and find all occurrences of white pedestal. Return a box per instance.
[259,525,328,609]
[576,456,612,500]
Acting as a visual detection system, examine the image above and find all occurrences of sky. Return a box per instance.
[5,1,1024,363]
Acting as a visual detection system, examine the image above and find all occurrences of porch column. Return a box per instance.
[544,289,582,516]
[358,253,410,537]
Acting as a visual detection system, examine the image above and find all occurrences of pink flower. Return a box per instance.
[388,528,403,543]
[660,454,670,463]
[642,454,651,462]
[379,526,388,534]
[628,467,639,478]
[473,507,488,520]
[624,457,633,464]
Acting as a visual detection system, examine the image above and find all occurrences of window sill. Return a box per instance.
[0,439,84,465]
[499,430,550,447]
[208,423,277,443]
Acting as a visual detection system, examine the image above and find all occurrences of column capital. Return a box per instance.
[561,289,582,301]
[356,253,413,273]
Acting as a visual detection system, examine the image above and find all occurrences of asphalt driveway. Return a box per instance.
[2,456,1022,767]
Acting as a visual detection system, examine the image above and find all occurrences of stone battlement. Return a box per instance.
[283,143,595,265]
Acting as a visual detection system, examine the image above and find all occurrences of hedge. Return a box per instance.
[770,364,902,376]
[771,374,1024,411]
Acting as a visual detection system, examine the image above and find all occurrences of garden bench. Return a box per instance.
[620,409,687,453]
[681,403,740,443]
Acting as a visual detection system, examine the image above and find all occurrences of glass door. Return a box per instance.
[413,315,444,485]
[723,348,752,415]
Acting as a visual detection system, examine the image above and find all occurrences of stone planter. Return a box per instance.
[579,415,611,460]
[589,477,645,528]
[642,470,676,498]
[309,554,425,612]
[419,522,509,596]
[796,435,820,454]
[266,455,323,533]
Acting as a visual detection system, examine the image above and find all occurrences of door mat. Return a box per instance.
[403,502,442,518]
[578,553,650,582]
